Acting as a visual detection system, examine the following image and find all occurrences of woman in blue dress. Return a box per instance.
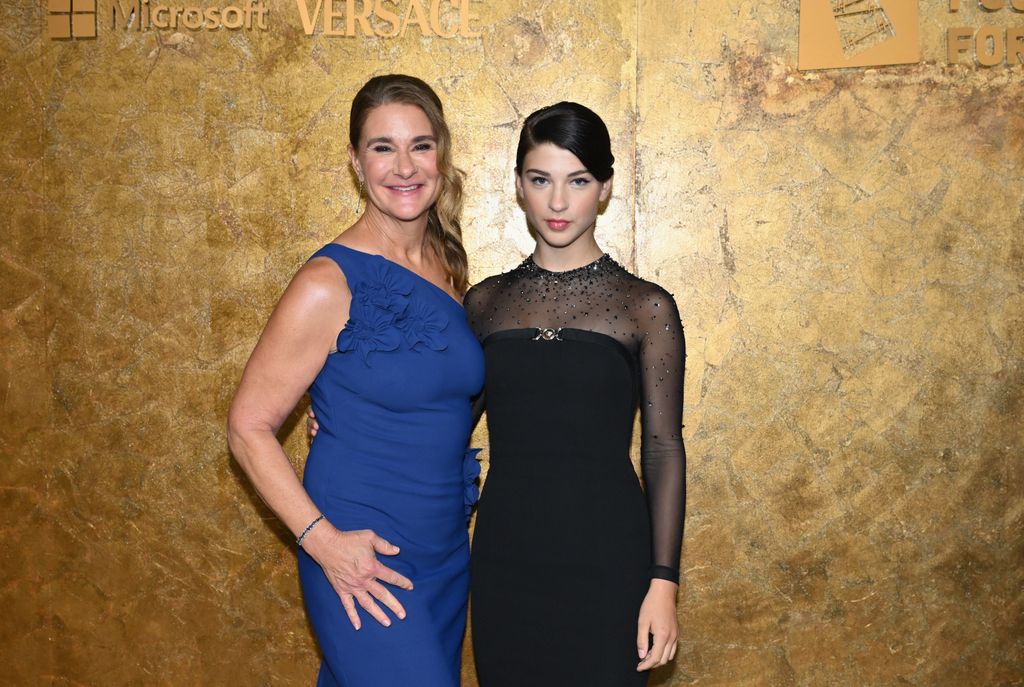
[228,74,484,687]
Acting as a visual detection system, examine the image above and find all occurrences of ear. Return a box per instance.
[598,175,613,203]
[514,171,525,199]
[348,144,363,184]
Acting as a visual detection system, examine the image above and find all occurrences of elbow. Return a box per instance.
[227,397,282,471]
[226,422,242,458]
[226,419,245,466]
[226,401,255,467]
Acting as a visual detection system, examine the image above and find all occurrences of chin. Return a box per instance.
[537,232,587,249]
[383,204,433,222]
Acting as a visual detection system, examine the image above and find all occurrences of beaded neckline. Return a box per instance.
[521,253,615,278]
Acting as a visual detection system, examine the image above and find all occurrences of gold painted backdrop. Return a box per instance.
[2,0,1022,684]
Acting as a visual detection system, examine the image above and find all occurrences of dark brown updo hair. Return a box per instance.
[515,102,615,182]
[349,75,469,295]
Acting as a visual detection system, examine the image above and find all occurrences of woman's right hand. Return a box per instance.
[301,521,414,630]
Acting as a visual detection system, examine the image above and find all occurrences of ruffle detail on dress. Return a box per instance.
[336,309,402,364]
[336,293,404,364]
[397,296,450,351]
[353,261,412,315]
[463,447,482,518]
[336,262,450,364]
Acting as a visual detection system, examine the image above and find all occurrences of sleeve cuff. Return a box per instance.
[650,565,680,582]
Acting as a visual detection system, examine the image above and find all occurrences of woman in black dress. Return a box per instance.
[464,102,686,685]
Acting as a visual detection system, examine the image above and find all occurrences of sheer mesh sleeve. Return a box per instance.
[636,285,687,582]
[463,278,495,341]
[463,282,493,426]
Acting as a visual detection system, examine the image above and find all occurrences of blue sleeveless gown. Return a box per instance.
[298,243,484,687]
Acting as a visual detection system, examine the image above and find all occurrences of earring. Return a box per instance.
[355,178,365,215]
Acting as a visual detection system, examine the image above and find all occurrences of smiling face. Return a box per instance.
[516,142,612,252]
[349,102,441,225]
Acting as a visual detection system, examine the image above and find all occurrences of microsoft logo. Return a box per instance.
[47,0,97,39]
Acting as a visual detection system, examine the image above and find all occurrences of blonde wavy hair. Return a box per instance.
[349,74,469,295]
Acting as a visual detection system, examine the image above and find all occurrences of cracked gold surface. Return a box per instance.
[1,1,1021,685]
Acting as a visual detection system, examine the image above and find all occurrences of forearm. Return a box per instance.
[641,443,686,581]
[228,425,322,539]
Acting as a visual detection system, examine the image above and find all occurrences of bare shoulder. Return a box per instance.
[258,258,351,336]
[287,256,350,305]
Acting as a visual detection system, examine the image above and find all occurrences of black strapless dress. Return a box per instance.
[464,255,687,687]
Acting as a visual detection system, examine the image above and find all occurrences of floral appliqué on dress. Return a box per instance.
[335,261,450,364]
[463,448,482,518]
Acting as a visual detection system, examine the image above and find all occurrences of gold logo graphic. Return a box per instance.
[294,0,480,38]
[799,0,920,70]
[832,0,895,57]
[47,0,97,39]
[111,1,270,32]
[947,1,1024,67]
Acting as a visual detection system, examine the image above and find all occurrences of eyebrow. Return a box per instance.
[524,168,590,177]
[365,135,437,146]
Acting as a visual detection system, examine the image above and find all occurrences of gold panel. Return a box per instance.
[1,0,1021,684]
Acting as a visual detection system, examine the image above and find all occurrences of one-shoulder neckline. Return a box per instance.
[327,243,465,311]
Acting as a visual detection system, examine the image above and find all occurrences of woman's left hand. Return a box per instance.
[636,578,679,671]
[306,407,320,439]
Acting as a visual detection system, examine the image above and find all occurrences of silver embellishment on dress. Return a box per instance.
[533,327,563,341]
[522,253,613,279]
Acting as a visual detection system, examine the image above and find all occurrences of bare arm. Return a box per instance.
[227,258,344,536]
[228,257,412,629]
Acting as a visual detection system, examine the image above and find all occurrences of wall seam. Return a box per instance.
[632,0,640,272]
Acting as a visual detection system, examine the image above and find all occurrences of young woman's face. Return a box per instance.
[350,103,441,223]
[516,143,611,250]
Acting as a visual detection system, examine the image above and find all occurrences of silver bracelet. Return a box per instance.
[296,514,325,548]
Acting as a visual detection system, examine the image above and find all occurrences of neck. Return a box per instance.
[355,206,431,262]
[531,233,603,272]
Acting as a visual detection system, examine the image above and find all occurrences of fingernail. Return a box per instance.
[638,649,647,659]
[397,612,406,620]
[384,620,391,627]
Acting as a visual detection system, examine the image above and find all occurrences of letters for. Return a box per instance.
[947,0,1024,65]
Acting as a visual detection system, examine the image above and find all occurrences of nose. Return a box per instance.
[548,183,568,213]
[393,148,416,178]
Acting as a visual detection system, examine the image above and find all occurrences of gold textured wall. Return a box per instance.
[2,1,1022,684]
